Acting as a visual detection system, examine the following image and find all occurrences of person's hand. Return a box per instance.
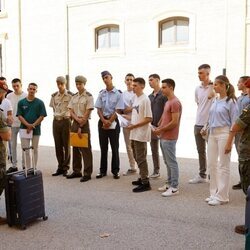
[224,142,232,154]
[102,119,111,129]
[77,127,82,138]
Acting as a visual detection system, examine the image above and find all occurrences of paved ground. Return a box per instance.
[0,146,246,250]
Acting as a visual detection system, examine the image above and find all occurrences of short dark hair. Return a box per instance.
[28,82,38,88]
[149,74,160,80]
[12,78,21,84]
[0,76,6,81]
[125,73,135,78]
[198,64,211,70]
[133,77,145,86]
[162,78,175,90]
[239,76,250,82]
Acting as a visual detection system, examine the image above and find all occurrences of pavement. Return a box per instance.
[0,146,246,250]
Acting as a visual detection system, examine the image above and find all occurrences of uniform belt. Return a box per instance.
[54,116,70,121]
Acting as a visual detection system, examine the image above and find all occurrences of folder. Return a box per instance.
[70,132,88,147]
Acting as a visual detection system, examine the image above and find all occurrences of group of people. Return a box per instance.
[0,65,249,232]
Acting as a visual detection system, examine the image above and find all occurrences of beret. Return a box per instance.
[245,78,250,88]
[0,80,8,92]
[56,76,66,84]
[75,75,87,84]
[101,71,112,78]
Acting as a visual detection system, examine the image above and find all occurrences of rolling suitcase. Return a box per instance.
[5,146,48,229]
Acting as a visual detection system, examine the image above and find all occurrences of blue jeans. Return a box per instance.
[160,139,179,188]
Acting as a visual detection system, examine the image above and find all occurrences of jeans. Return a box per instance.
[11,127,24,168]
[194,125,207,178]
[150,137,160,174]
[160,139,179,188]
[207,126,231,202]
[20,136,40,169]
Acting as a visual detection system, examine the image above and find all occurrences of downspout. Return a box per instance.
[66,4,70,89]
[243,0,248,74]
[223,0,228,76]
[18,0,22,79]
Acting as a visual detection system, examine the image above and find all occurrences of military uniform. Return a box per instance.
[50,90,73,173]
[236,104,250,194]
[0,110,9,196]
[68,90,94,177]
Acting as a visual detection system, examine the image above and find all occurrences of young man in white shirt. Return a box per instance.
[6,78,27,173]
[127,77,152,192]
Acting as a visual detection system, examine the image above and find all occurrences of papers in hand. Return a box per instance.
[116,113,131,128]
[19,129,33,139]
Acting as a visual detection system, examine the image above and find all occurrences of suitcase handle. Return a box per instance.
[22,146,36,177]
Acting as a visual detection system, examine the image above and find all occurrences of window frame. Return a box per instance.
[95,24,120,51]
[159,16,189,47]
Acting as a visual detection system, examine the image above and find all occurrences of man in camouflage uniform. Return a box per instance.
[0,82,11,224]
[225,78,250,234]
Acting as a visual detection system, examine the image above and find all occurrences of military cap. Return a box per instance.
[75,75,87,84]
[0,80,8,92]
[56,76,66,84]
[101,71,112,78]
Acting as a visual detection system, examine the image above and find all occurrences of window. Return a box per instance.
[95,25,119,51]
[159,17,189,47]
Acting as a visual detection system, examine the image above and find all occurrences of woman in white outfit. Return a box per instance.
[205,75,238,206]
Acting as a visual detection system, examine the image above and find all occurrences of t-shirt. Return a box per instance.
[129,94,152,142]
[159,96,182,140]
[0,98,12,118]
[7,91,27,127]
[16,98,47,136]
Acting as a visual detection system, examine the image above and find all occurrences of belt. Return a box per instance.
[54,116,70,121]
[103,116,111,119]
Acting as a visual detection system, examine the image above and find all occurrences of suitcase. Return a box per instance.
[245,186,250,249]
[5,146,48,230]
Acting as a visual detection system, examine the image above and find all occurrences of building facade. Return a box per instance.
[0,0,249,159]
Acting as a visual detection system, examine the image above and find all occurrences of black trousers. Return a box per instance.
[53,119,71,171]
[98,119,120,175]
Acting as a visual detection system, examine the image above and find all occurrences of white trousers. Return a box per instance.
[207,126,231,202]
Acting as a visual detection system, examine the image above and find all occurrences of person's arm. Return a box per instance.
[154,112,180,135]
[224,123,242,154]
[127,117,152,130]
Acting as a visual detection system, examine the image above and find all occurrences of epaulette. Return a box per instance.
[99,89,104,93]
[67,90,74,96]
[0,108,3,112]
[86,91,92,96]
[51,91,58,97]
[118,89,122,93]
[73,92,78,96]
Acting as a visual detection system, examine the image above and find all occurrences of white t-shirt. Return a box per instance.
[129,94,152,142]
[195,84,214,126]
[122,90,135,109]
[0,98,12,118]
[7,91,27,127]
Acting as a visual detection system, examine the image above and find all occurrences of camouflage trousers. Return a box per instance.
[239,160,250,195]
[0,142,6,196]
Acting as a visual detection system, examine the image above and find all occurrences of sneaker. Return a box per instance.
[6,166,18,174]
[158,184,169,192]
[150,173,160,178]
[123,168,137,176]
[232,182,242,190]
[161,187,179,197]
[205,196,214,202]
[208,199,228,206]
[133,182,151,193]
[188,176,207,184]
[234,225,246,235]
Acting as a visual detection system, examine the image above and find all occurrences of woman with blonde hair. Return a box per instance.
[205,75,238,206]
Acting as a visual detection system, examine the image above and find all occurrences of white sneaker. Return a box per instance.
[158,184,169,192]
[188,175,207,184]
[208,199,228,206]
[205,196,214,202]
[161,187,179,197]
[150,173,160,178]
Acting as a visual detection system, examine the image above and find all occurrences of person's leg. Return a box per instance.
[53,120,64,170]
[123,127,136,170]
[72,147,82,174]
[21,138,31,168]
[10,127,19,167]
[207,132,218,198]
[214,128,231,202]
[81,132,93,177]
[61,119,71,171]
[32,136,40,168]
[98,120,108,174]
[109,122,120,175]
[160,140,171,184]
[194,125,207,178]
[150,137,160,175]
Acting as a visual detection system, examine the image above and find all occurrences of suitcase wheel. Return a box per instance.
[21,225,27,230]
[43,216,48,221]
